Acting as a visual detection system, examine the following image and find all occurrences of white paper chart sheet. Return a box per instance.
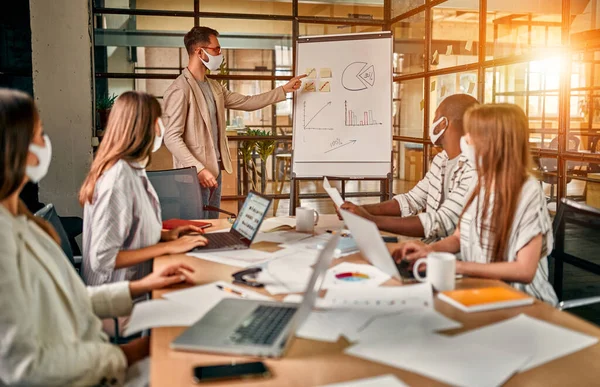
[293,32,392,178]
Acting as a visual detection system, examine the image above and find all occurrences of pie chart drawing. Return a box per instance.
[342,62,376,91]
[335,271,370,282]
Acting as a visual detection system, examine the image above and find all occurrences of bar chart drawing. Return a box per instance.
[344,100,382,126]
[303,101,333,130]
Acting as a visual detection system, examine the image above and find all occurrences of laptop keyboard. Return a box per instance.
[203,232,244,248]
[229,305,296,346]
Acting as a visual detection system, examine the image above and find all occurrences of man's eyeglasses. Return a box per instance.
[201,45,222,55]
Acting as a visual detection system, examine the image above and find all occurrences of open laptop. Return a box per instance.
[171,232,341,357]
[339,209,406,281]
[194,191,272,253]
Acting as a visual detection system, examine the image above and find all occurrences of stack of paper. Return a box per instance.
[452,314,599,372]
[187,248,276,268]
[280,233,332,252]
[345,333,529,387]
[124,300,207,336]
[125,281,271,336]
[323,283,434,310]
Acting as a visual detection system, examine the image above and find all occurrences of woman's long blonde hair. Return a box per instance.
[462,104,532,262]
[79,91,161,205]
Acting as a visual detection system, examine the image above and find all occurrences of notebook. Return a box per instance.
[162,219,212,230]
[438,287,534,313]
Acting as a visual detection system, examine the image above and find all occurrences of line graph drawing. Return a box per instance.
[344,100,382,126]
[342,62,376,91]
[303,101,333,131]
[325,139,357,153]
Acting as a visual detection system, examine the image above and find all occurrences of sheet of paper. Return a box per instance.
[124,299,205,336]
[465,39,474,52]
[446,44,453,56]
[296,310,344,342]
[257,254,316,294]
[253,230,312,245]
[320,375,408,387]
[187,248,276,268]
[346,333,529,387]
[323,262,390,289]
[322,283,433,310]
[454,314,599,372]
[163,280,271,307]
[280,233,332,252]
[323,177,344,207]
[260,216,296,232]
[353,308,461,342]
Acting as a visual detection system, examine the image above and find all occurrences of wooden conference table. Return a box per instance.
[151,215,600,386]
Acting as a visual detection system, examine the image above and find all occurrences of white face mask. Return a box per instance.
[200,48,224,71]
[460,136,477,166]
[26,134,52,183]
[429,116,448,146]
[152,118,165,153]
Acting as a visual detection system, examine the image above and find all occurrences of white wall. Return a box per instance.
[30,0,93,216]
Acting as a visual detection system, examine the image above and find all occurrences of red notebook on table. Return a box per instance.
[162,219,212,231]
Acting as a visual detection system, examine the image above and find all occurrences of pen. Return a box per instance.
[217,284,247,298]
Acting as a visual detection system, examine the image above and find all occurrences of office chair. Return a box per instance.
[147,166,236,220]
[538,136,581,201]
[34,203,81,270]
[550,198,600,311]
[34,203,137,344]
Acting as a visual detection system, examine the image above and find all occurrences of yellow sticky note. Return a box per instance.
[446,45,453,56]
[465,40,473,52]
[306,68,317,79]
[420,99,425,111]
[318,80,331,92]
[468,81,476,94]
[430,80,436,92]
[303,81,316,92]
[441,85,447,97]
[320,68,332,78]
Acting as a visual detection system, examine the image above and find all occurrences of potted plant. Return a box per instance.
[239,130,258,194]
[96,93,118,133]
[254,129,276,193]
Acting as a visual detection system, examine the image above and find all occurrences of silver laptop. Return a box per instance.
[194,191,272,253]
[339,209,405,280]
[171,232,341,357]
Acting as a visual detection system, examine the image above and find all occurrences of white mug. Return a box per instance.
[296,207,319,233]
[413,252,456,291]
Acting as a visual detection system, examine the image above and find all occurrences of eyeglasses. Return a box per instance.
[201,45,222,55]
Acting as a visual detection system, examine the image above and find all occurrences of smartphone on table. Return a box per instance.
[193,361,271,383]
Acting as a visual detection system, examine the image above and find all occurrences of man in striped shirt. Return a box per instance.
[341,94,478,243]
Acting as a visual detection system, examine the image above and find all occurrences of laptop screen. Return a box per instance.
[231,192,271,241]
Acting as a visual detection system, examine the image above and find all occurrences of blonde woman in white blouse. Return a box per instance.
[79,92,208,289]
[394,104,558,305]
[0,88,196,385]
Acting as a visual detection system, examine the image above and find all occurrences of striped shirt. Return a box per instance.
[459,176,558,305]
[394,151,477,243]
[82,160,162,287]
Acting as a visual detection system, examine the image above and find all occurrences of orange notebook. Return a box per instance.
[438,287,534,313]
[162,219,212,231]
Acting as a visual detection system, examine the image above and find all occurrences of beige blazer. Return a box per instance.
[0,205,133,386]
[162,68,287,177]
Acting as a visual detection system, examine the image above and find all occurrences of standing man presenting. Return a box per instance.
[163,26,305,218]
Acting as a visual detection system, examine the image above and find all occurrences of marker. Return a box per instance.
[217,285,247,298]
[326,230,351,237]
